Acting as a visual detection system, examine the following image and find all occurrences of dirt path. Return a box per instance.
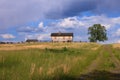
[79,45,120,80]
[104,45,120,73]
[83,45,120,73]
[83,47,103,74]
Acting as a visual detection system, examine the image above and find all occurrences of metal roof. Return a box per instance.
[51,33,73,36]
[26,39,38,42]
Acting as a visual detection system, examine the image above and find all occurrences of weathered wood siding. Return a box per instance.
[51,36,73,42]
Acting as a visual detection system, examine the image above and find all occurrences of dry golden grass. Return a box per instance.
[0,42,100,50]
[30,63,36,76]
[112,43,120,48]
[0,44,28,50]
[46,64,70,76]
[47,67,56,75]
[38,67,43,75]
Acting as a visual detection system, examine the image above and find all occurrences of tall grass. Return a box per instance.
[112,48,120,61]
[0,43,100,80]
[1,43,119,80]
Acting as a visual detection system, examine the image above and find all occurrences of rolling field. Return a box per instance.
[0,42,120,80]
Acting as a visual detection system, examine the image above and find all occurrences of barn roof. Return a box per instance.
[51,33,73,36]
[26,39,38,42]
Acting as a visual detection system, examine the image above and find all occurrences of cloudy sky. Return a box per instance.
[0,0,120,43]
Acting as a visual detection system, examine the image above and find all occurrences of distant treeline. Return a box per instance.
[0,42,15,44]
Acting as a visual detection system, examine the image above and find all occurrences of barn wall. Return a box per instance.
[51,36,73,42]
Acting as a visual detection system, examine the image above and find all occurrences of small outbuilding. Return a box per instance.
[51,32,73,42]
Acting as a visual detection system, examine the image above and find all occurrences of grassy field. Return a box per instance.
[0,42,120,80]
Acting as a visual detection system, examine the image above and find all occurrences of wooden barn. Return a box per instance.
[51,32,73,42]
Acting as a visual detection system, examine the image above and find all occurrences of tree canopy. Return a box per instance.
[88,24,108,42]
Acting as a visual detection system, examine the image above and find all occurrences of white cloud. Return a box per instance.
[57,17,83,28]
[115,29,120,36]
[37,34,50,40]
[117,40,120,43]
[38,22,44,28]
[25,33,50,41]
[0,34,15,39]
[18,23,45,33]
[80,15,119,29]
[53,15,120,30]
[38,22,45,32]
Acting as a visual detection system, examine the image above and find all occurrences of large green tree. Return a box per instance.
[88,24,108,42]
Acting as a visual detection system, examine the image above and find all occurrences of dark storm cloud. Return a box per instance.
[92,0,120,16]
[0,0,120,29]
[46,0,120,18]
[45,0,98,18]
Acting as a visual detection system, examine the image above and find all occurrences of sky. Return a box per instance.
[0,0,120,43]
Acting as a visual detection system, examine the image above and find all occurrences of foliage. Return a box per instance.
[88,24,108,42]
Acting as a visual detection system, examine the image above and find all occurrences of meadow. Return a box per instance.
[0,42,120,80]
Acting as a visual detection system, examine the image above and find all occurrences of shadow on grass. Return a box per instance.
[44,47,68,53]
[32,75,76,80]
[78,70,120,80]
[31,70,120,80]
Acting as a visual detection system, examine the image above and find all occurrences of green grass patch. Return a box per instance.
[0,44,100,80]
[0,43,120,80]
[112,48,120,61]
